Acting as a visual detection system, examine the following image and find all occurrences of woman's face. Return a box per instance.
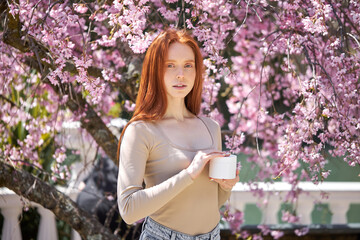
[163,42,196,103]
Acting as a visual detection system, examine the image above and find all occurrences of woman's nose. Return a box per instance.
[176,68,184,79]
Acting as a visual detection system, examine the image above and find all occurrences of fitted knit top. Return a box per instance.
[117,116,231,235]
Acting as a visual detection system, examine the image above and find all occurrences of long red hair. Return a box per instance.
[116,29,204,164]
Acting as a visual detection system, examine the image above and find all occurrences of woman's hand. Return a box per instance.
[186,150,228,180]
[212,170,240,191]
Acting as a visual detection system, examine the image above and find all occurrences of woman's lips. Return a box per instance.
[173,84,187,89]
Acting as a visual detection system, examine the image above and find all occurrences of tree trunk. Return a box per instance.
[0,160,119,240]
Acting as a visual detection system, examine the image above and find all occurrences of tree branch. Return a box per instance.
[325,0,345,52]
[0,94,18,107]
[0,160,119,240]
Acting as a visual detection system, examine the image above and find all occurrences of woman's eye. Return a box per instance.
[167,63,175,68]
[185,64,193,68]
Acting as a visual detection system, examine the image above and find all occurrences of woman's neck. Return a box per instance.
[163,97,194,121]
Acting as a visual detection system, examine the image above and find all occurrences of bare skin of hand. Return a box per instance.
[212,170,240,191]
[186,149,229,180]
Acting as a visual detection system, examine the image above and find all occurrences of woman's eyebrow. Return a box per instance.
[165,59,195,62]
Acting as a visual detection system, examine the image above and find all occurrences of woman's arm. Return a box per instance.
[117,122,194,224]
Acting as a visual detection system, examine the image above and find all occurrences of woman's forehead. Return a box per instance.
[166,42,195,61]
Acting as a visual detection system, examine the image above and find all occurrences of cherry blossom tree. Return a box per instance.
[1,0,359,239]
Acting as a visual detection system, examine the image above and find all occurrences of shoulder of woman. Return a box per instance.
[121,120,155,147]
[198,115,220,130]
[124,120,153,136]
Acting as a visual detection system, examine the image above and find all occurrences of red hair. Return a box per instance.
[116,29,204,164]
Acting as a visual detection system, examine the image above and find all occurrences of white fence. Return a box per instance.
[1,181,360,240]
[0,187,80,240]
[230,182,360,225]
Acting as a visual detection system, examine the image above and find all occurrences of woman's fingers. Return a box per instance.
[187,150,229,180]
[195,150,228,166]
[212,175,239,191]
[202,149,228,156]
[203,150,229,161]
[213,178,231,190]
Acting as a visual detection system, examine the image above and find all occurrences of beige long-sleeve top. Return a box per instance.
[117,116,231,235]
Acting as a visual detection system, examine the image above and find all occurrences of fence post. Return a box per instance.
[37,206,58,240]
[1,206,22,240]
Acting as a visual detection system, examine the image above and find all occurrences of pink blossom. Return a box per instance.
[124,100,136,112]
[281,210,299,223]
[221,206,244,234]
[225,134,245,154]
[271,230,284,239]
[74,4,88,14]
[295,227,310,236]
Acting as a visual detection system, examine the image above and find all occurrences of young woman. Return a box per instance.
[117,29,239,240]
